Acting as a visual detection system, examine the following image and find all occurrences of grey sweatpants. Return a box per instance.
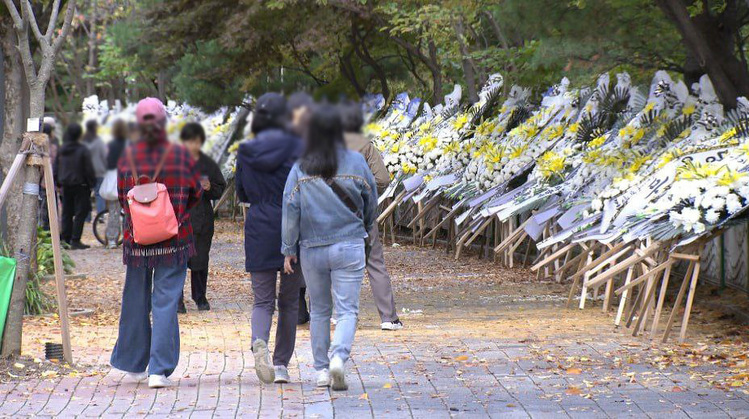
[250,268,303,367]
[367,224,399,323]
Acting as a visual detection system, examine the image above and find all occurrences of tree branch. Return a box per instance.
[21,0,46,46]
[2,0,24,29]
[51,0,77,54]
[45,0,63,41]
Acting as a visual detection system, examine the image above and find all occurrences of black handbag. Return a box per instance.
[325,178,372,261]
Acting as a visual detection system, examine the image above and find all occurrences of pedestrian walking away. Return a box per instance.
[340,101,403,331]
[110,97,202,389]
[287,91,315,325]
[282,104,378,391]
[178,122,226,313]
[237,93,304,385]
[55,122,96,250]
[104,119,129,249]
[83,119,109,216]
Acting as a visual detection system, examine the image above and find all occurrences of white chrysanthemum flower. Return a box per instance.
[704,209,720,224]
[726,193,742,214]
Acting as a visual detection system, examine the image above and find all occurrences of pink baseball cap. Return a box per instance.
[136,97,167,124]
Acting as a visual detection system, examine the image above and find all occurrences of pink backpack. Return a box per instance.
[126,144,179,245]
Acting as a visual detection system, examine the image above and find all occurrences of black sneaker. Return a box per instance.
[70,241,90,250]
[196,300,210,311]
[177,299,187,314]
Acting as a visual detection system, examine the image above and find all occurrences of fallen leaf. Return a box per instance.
[383,383,392,389]
[566,368,582,375]
[566,386,583,396]
[359,393,369,400]
[455,355,469,361]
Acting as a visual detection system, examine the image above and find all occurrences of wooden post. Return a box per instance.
[42,156,73,363]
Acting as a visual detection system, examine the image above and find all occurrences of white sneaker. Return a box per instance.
[316,369,330,387]
[148,374,173,388]
[252,339,275,384]
[273,365,290,384]
[381,319,404,331]
[329,356,348,391]
[126,371,148,383]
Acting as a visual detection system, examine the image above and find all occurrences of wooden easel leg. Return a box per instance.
[650,263,672,340]
[578,251,594,310]
[42,157,73,364]
[615,266,634,327]
[679,260,701,343]
[662,261,694,343]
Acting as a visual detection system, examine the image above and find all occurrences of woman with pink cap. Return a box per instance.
[110,97,202,388]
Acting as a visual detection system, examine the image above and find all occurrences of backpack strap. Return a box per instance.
[126,146,139,184]
[152,143,173,181]
[125,143,174,185]
[325,178,362,219]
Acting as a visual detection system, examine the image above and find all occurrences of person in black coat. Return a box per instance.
[179,122,227,312]
[55,123,96,250]
[236,93,303,384]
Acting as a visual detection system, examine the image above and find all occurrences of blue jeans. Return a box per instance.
[110,263,187,377]
[94,177,106,214]
[300,240,365,371]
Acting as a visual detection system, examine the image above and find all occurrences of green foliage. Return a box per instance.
[172,40,246,112]
[26,228,75,316]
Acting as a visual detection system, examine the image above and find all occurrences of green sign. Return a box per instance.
[0,256,17,345]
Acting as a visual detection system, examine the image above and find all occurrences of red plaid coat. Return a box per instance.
[117,135,202,267]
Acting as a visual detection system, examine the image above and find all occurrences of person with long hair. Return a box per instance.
[281,104,378,391]
[287,91,314,325]
[236,93,303,384]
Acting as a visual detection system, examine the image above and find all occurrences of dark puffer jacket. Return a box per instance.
[236,128,301,272]
[54,141,96,187]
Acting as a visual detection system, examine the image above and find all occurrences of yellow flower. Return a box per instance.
[588,135,606,149]
[390,142,401,154]
[509,144,528,159]
[656,148,683,168]
[568,123,580,134]
[682,104,696,116]
[719,127,738,144]
[676,162,724,181]
[453,114,469,130]
[542,124,564,141]
[716,169,747,187]
[643,102,656,113]
[627,155,651,173]
[418,135,438,152]
[537,151,567,179]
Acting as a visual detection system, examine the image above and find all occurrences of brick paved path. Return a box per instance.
[5,223,749,418]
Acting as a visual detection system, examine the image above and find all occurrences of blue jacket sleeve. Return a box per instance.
[235,160,248,203]
[281,165,301,256]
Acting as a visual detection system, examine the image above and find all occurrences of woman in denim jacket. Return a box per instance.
[281,104,378,391]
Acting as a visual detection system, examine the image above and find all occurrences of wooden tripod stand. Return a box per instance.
[0,131,73,363]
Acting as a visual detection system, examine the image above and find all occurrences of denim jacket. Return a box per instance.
[281,148,378,256]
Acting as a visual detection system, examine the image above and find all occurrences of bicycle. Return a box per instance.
[93,208,125,246]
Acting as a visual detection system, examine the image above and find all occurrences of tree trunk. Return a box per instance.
[427,39,443,104]
[454,18,478,104]
[0,17,26,251]
[85,0,97,97]
[657,0,749,109]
